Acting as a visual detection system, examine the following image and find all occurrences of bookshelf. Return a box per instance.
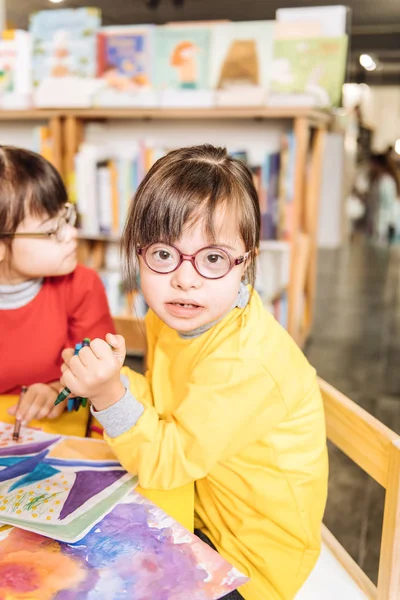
[0,107,330,351]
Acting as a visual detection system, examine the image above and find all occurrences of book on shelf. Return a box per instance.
[270,5,349,108]
[94,25,157,108]
[209,20,275,106]
[154,24,213,108]
[29,7,102,108]
[74,140,170,237]
[269,35,348,108]
[0,30,32,110]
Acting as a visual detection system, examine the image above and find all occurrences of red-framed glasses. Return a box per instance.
[137,242,250,280]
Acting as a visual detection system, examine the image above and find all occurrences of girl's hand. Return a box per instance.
[8,382,66,424]
[61,334,126,412]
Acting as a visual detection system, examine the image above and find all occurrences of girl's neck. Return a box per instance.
[0,277,43,310]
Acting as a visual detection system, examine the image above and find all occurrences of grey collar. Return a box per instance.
[178,282,250,340]
[0,278,43,310]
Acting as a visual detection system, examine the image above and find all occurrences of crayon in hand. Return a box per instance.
[13,386,28,441]
[54,339,90,408]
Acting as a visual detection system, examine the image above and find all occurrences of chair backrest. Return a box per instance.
[319,378,400,600]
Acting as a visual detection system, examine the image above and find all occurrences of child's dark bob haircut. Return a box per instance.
[122,144,261,289]
[0,146,68,246]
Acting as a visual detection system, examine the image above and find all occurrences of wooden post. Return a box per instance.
[377,441,400,599]
[63,115,84,199]
[288,117,309,338]
[291,233,311,346]
[303,126,326,337]
[48,116,63,177]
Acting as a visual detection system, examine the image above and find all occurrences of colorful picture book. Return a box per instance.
[29,7,102,107]
[155,25,213,107]
[0,422,136,542]
[0,490,248,599]
[210,20,275,106]
[95,25,156,107]
[269,36,348,107]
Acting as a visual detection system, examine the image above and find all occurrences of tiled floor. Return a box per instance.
[125,236,400,583]
[306,237,400,583]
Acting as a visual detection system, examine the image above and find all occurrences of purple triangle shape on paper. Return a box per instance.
[59,469,126,520]
[0,438,59,457]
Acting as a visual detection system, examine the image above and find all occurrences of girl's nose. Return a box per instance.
[170,258,202,290]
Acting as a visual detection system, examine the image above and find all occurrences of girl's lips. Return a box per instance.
[165,301,204,318]
[168,298,202,307]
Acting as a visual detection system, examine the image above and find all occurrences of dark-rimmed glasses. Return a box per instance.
[137,242,250,280]
[0,203,77,243]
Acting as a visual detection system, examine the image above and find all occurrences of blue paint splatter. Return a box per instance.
[8,463,60,492]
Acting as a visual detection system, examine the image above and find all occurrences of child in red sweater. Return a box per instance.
[0,146,115,435]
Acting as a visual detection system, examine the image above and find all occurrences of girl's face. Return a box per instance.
[0,208,78,284]
[139,208,248,333]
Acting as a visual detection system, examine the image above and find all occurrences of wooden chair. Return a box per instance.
[296,378,400,599]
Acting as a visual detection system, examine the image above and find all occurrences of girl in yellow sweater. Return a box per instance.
[61,144,328,600]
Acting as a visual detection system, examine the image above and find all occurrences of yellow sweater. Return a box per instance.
[105,291,328,600]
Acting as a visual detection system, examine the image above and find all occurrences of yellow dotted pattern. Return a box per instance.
[1,471,72,521]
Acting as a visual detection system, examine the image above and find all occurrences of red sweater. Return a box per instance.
[0,265,116,395]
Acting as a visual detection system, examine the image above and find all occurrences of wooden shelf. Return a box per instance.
[0,106,331,125]
[62,106,332,125]
[0,109,64,120]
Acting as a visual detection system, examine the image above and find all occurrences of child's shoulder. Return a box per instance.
[244,291,317,399]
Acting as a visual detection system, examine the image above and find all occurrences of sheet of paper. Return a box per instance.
[0,422,137,542]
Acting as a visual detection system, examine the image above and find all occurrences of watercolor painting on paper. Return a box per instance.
[0,490,248,600]
[0,422,136,542]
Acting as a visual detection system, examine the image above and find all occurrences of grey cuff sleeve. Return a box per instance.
[91,387,144,439]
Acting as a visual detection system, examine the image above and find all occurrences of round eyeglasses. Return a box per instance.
[0,203,77,243]
[137,242,250,280]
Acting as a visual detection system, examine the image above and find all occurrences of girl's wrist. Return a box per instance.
[90,380,126,412]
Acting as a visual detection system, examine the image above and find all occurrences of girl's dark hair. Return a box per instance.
[122,144,261,290]
[0,146,67,245]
